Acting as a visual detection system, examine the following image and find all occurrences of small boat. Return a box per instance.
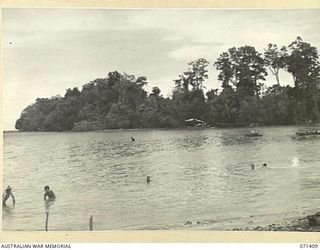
[245,130,263,137]
[245,132,263,137]
[296,130,320,136]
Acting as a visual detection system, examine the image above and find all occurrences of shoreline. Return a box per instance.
[5,123,320,133]
[231,212,320,232]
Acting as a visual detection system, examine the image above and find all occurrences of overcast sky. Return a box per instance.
[2,8,320,130]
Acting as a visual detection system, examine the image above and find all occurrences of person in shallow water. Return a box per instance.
[131,136,135,142]
[146,176,151,183]
[251,163,255,170]
[44,186,56,201]
[2,186,15,206]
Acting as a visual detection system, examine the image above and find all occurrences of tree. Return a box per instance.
[65,87,81,99]
[236,96,261,124]
[15,38,320,131]
[15,96,62,131]
[215,46,267,96]
[264,43,288,85]
[287,37,320,89]
[206,89,219,101]
[214,51,234,89]
[175,58,209,91]
[260,85,295,124]
[206,88,239,124]
[150,86,161,97]
[287,37,320,121]
[172,59,210,124]
[105,103,139,129]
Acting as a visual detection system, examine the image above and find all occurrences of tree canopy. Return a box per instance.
[16,37,320,131]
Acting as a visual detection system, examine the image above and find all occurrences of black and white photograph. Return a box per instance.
[2,7,320,233]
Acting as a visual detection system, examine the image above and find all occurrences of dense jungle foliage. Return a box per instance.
[15,37,320,131]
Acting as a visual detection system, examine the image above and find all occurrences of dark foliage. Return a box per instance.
[15,37,320,131]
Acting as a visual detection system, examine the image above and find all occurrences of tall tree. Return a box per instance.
[287,37,320,121]
[172,58,210,123]
[175,58,209,91]
[215,46,267,96]
[214,51,234,89]
[287,37,320,89]
[264,43,288,85]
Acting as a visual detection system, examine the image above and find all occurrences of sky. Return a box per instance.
[2,8,320,130]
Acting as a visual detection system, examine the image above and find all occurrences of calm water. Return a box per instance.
[3,126,320,231]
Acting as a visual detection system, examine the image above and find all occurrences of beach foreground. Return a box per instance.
[232,212,320,232]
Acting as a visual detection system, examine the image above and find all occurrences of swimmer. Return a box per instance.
[2,186,15,206]
[263,163,267,166]
[146,176,151,183]
[131,137,135,142]
[44,186,56,201]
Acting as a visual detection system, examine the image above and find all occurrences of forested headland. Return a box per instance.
[15,37,320,131]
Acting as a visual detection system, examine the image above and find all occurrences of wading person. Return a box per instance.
[2,186,15,206]
[146,176,151,183]
[44,186,56,201]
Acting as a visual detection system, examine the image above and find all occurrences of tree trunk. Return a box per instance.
[275,73,280,85]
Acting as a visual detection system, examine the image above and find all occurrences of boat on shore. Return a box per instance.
[185,118,208,128]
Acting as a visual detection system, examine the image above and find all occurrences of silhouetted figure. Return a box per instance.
[263,163,267,166]
[44,186,56,201]
[251,164,255,170]
[146,176,151,183]
[131,137,135,142]
[2,186,15,206]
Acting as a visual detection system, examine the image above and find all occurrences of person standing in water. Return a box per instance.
[2,186,15,206]
[44,186,56,201]
[146,176,151,183]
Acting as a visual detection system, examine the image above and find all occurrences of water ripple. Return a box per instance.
[3,126,320,230]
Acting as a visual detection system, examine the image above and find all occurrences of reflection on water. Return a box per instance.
[218,129,264,147]
[3,126,320,231]
[291,156,300,167]
[174,135,209,150]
